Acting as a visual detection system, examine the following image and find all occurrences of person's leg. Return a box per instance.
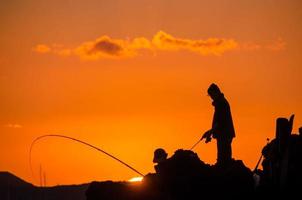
[225,137,233,162]
[216,138,223,165]
[217,137,233,166]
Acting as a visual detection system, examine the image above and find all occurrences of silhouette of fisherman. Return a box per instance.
[202,83,235,167]
[153,148,168,174]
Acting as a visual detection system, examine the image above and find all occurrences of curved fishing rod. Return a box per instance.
[29,134,145,181]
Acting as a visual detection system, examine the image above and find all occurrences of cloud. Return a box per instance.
[152,31,238,55]
[33,31,284,60]
[4,124,23,128]
[239,38,286,51]
[74,36,138,60]
[33,44,51,53]
[33,31,238,60]
[239,42,262,51]
[265,38,286,51]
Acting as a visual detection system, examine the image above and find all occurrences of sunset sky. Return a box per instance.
[1,0,302,186]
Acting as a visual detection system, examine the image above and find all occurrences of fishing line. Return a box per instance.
[29,134,145,182]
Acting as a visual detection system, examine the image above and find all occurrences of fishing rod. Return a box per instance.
[29,134,145,182]
[190,138,203,150]
[190,130,212,150]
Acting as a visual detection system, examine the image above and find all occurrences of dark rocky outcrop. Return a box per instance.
[86,149,255,200]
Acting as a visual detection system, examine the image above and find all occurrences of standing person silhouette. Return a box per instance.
[203,83,236,167]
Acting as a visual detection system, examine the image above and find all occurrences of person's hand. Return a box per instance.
[205,135,212,143]
[201,130,212,143]
[202,130,211,138]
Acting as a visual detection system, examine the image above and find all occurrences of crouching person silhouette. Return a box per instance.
[153,148,168,174]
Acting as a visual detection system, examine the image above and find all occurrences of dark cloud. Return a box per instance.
[89,38,124,56]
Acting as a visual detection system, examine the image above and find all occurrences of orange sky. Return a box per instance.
[1,0,302,186]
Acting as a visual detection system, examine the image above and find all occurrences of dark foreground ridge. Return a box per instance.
[0,172,89,200]
[2,121,302,199]
[87,150,254,200]
[86,115,302,200]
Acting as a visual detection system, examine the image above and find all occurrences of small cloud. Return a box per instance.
[92,37,124,55]
[4,124,23,128]
[54,49,72,56]
[130,37,152,50]
[74,36,135,60]
[152,31,238,55]
[32,44,51,53]
[74,36,154,60]
[265,38,286,51]
[240,42,262,51]
[240,38,286,52]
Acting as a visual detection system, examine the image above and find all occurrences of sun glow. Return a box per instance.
[128,177,143,182]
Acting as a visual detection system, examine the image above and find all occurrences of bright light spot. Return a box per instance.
[128,177,143,182]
